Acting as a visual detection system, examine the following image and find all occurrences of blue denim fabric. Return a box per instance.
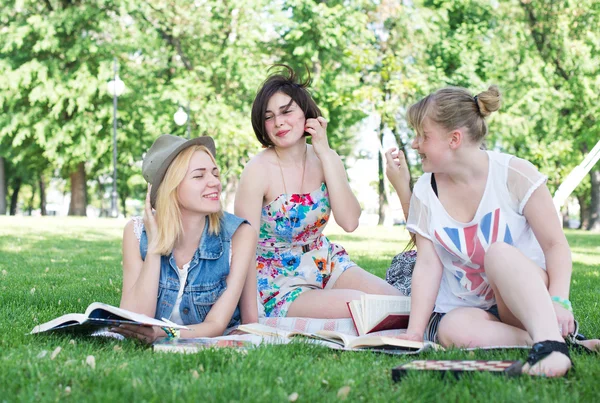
[139,212,247,328]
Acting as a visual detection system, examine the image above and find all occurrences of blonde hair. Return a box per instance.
[407,85,501,144]
[152,145,223,255]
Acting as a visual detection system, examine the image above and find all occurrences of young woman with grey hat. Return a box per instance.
[235,65,401,320]
[113,134,257,344]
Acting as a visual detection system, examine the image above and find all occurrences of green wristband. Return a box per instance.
[551,296,573,312]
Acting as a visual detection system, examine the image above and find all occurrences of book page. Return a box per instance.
[314,330,356,347]
[363,295,410,331]
[347,301,365,336]
[259,317,358,336]
[84,302,188,329]
[348,335,424,350]
[237,323,294,338]
[30,313,87,334]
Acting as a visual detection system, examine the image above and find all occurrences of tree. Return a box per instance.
[0,157,6,215]
[0,1,122,216]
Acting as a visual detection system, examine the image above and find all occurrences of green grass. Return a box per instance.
[1,217,599,402]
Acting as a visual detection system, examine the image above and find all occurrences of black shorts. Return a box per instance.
[424,305,501,343]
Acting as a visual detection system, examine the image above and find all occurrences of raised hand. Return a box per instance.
[385,147,411,189]
[305,117,331,159]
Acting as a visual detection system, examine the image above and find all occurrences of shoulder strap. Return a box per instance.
[430,174,438,197]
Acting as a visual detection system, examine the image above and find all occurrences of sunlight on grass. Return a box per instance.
[0,216,599,401]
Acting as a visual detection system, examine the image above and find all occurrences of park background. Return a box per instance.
[1,1,600,401]
[1,0,599,230]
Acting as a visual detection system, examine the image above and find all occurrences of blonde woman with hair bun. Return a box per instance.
[385,85,579,377]
[114,135,257,344]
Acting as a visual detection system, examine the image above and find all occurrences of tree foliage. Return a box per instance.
[1,0,598,228]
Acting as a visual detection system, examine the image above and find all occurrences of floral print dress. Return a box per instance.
[256,182,356,317]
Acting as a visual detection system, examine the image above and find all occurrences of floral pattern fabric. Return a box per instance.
[256,183,356,317]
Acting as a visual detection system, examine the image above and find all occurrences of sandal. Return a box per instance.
[506,340,572,377]
[567,321,600,354]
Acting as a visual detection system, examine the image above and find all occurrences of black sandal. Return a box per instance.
[566,320,599,354]
[505,340,572,377]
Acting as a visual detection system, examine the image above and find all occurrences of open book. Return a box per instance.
[153,335,266,353]
[348,294,410,336]
[30,302,188,335]
[237,323,441,353]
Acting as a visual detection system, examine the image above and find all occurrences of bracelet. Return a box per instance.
[162,327,181,340]
[551,296,573,312]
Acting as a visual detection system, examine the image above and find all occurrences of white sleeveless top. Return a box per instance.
[407,151,547,313]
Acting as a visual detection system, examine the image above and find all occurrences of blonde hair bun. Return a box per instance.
[476,85,501,117]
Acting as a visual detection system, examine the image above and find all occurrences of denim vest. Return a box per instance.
[139,212,247,328]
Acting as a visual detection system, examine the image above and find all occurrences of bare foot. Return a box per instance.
[522,351,572,377]
[579,339,600,352]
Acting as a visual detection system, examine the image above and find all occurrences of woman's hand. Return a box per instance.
[144,184,158,250]
[305,117,332,159]
[396,330,424,342]
[553,302,575,338]
[111,324,166,345]
[385,147,410,189]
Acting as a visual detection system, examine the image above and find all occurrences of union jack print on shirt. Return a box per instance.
[434,208,513,300]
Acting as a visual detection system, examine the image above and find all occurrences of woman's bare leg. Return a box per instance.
[286,289,365,318]
[437,307,532,347]
[332,266,403,295]
[286,266,401,317]
[439,242,571,377]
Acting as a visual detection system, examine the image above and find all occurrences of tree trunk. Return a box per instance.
[578,194,589,230]
[0,157,6,215]
[68,162,87,216]
[561,205,569,229]
[120,192,127,218]
[27,183,35,215]
[9,177,21,215]
[39,175,47,216]
[587,168,600,231]
[377,118,386,225]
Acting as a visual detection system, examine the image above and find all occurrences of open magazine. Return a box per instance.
[30,302,188,335]
[236,323,442,353]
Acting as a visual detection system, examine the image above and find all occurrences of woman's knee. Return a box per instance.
[437,309,490,347]
[485,242,514,266]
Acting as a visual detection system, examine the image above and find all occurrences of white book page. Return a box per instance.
[362,295,410,329]
[84,302,188,329]
[237,323,294,338]
[314,330,357,347]
[258,317,358,336]
[348,300,365,336]
[30,313,87,334]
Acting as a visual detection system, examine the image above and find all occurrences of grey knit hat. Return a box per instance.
[142,134,216,207]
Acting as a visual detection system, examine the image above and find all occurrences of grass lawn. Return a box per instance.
[1,216,599,402]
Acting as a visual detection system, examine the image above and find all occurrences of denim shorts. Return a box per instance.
[424,305,501,343]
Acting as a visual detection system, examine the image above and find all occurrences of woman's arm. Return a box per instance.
[116,224,257,341]
[178,224,257,337]
[523,183,573,336]
[234,160,267,324]
[385,148,412,221]
[306,117,360,232]
[120,189,163,317]
[403,234,444,340]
